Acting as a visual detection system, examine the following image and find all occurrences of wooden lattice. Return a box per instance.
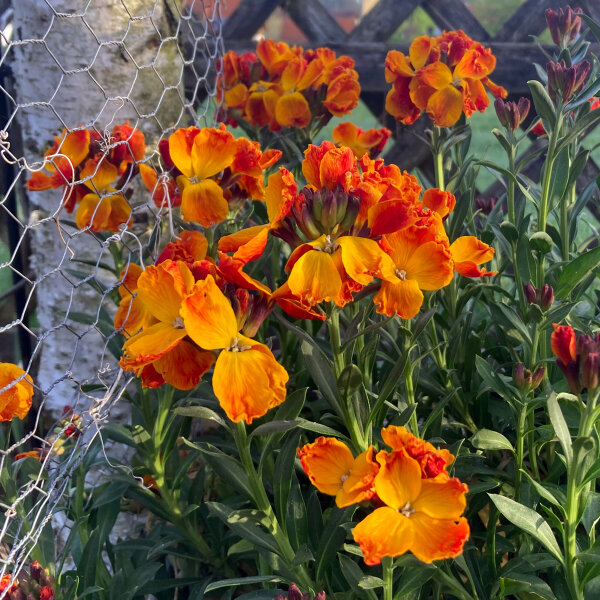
[216,0,600,205]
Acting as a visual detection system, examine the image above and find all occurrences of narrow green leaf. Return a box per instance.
[172,406,227,428]
[489,494,563,564]
[203,576,283,593]
[555,246,600,299]
[249,420,300,439]
[300,340,339,410]
[547,393,573,465]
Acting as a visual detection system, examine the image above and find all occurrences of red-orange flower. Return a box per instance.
[332,122,391,159]
[0,363,34,421]
[551,324,577,366]
[297,437,379,507]
[109,122,145,175]
[352,449,469,565]
[139,163,181,208]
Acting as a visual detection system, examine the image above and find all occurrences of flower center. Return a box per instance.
[226,336,251,352]
[323,234,338,254]
[395,269,407,280]
[400,502,415,518]
[189,175,199,185]
[172,317,185,329]
[341,472,350,483]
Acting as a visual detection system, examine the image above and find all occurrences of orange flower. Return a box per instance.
[0,363,34,421]
[551,324,577,366]
[119,260,215,390]
[302,142,357,191]
[381,425,454,480]
[14,450,42,461]
[245,81,283,129]
[286,234,397,307]
[75,157,131,232]
[156,230,208,266]
[449,236,496,277]
[297,437,379,507]
[0,574,17,594]
[182,275,288,423]
[385,31,507,127]
[374,222,454,319]
[352,449,469,565]
[168,125,237,226]
[332,122,391,159]
[324,69,360,117]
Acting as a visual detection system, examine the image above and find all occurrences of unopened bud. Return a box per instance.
[39,587,55,600]
[547,59,590,101]
[524,283,537,304]
[529,231,553,254]
[582,352,599,391]
[320,189,339,232]
[314,593,327,600]
[546,6,583,47]
[288,584,304,600]
[557,359,582,395]
[515,363,532,391]
[495,97,530,131]
[532,366,545,389]
[337,193,360,233]
[540,284,554,311]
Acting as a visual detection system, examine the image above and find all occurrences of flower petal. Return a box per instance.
[275,92,312,128]
[336,446,379,507]
[212,338,288,423]
[168,127,201,178]
[153,340,215,391]
[0,363,33,422]
[338,236,398,285]
[374,279,424,320]
[181,180,229,227]
[287,248,342,305]
[190,127,237,180]
[218,225,270,264]
[408,513,470,563]
[353,507,414,566]
[412,478,468,519]
[450,236,496,277]
[181,275,238,350]
[426,85,464,127]
[121,322,186,371]
[374,449,422,510]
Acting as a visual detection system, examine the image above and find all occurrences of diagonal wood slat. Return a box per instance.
[494,0,565,42]
[422,0,490,41]
[282,0,347,43]
[350,0,421,43]
[222,0,283,40]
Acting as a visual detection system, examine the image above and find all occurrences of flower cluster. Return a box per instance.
[0,561,55,600]
[551,325,600,393]
[385,30,507,127]
[298,426,469,565]
[0,363,33,422]
[27,123,145,232]
[219,140,496,319]
[217,40,360,130]
[116,231,298,424]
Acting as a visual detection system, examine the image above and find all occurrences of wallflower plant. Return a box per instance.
[7,9,600,600]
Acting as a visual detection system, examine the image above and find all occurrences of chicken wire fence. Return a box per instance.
[0,0,223,589]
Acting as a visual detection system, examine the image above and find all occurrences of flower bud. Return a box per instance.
[529,231,553,254]
[524,283,537,304]
[495,97,530,131]
[582,352,600,391]
[30,562,42,583]
[545,6,583,47]
[515,363,532,391]
[532,366,545,389]
[547,59,590,102]
[540,284,554,311]
[320,189,340,232]
[39,587,55,600]
[337,192,360,233]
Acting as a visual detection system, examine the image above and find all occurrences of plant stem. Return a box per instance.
[382,556,394,600]
[403,321,419,435]
[515,401,527,502]
[233,422,316,593]
[507,145,516,226]
[327,307,367,451]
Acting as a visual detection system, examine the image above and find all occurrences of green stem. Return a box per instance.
[515,402,527,502]
[434,149,445,191]
[327,307,367,452]
[382,556,394,600]
[538,112,562,233]
[507,145,516,226]
[560,183,574,261]
[565,470,583,600]
[403,321,419,435]
[233,422,316,593]
[512,243,527,317]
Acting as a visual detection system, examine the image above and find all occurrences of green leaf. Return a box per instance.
[315,507,356,583]
[471,429,514,452]
[300,340,338,410]
[547,393,573,465]
[528,80,557,127]
[207,503,280,555]
[489,494,563,564]
[249,420,300,439]
[172,405,227,428]
[203,576,283,593]
[338,554,378,600]
[274,431,301,527]
[297,420,349,441]
[581,14,600,43]
[555,246,600,299]
[499,573,558,600]
[555,106,600,154]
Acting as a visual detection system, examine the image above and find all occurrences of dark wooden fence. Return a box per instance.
[216,0,600,205]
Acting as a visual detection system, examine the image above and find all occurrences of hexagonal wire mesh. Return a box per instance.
[0,0,223,590]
